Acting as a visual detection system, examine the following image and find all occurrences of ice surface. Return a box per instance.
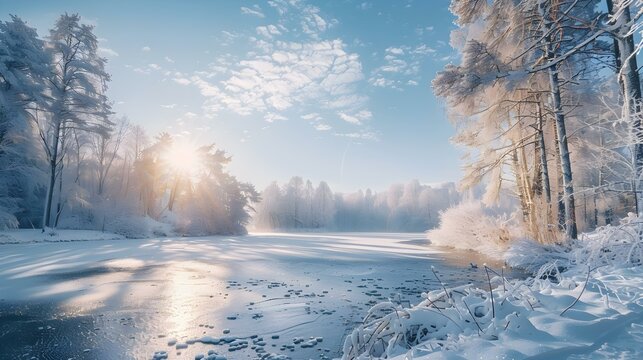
[0,230,512,359]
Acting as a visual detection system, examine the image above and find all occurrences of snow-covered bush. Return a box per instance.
[427,202,522,258]
[504,238,570,274]
[342,271,538,360]
[83,197,174,238]
[506,213,643,274]
[571,213,643,268]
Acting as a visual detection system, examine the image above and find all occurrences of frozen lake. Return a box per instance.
[0,232,522,359]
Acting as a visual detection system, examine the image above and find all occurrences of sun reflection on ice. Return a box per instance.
[166,262,231,336]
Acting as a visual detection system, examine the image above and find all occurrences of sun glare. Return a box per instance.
[164,141,202,176]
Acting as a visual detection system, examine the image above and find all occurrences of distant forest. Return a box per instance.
[252,178,461,232]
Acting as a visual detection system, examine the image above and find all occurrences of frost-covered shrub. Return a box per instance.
[88,198,173,238]
[342,276,537,360]
[106,215,174,238]
[571,213,643,268]
[506,213,643,274]
[504,239,571,274]
[427,202,522,258]
[0,206,19,230]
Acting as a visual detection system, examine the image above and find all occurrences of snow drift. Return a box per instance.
[345,215,643,359]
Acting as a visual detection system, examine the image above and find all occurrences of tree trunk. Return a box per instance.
[605,0,623,73]
[168,176,180,211]
[607,0,643,215]
[511,145,530,222]
[547,51,578,239]
[537,101,552,205]
[54,161,64,227]
[43,119,61,229]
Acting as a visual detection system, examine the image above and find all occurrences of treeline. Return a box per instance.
[433,0,642,242]
[252,178,461,232]
[0,14,258,236]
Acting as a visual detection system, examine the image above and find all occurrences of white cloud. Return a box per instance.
[141,46,151,52]
[173,77,191,85]
[161,104,177,109]
[355,110,372,120]
[241,5,265,18]
[369,44,436,89]
[267,0,289,15]
[264,113,287,122]
[338,110,372,125]
[165,56,175,63]
[256,25,282,39]
[302,113,322,121]
[412,44,436,55]
[267,0,336,39]
[387,47,404,55]
[339,112,361,124]
[133,63,163,75]
[192,39,367,117]
[98,47,119,58]
[177,1,371,131]
[335,131,379,141]
[369,77,396,88]
[219,31,241,47]
[301,6,329,38]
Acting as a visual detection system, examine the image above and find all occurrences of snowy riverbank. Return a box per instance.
[0,229,125,244]
[343,265,642,359]
[344,217,643,359]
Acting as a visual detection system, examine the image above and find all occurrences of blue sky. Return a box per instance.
[2,0,461,192]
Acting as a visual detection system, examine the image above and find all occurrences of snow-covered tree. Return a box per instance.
[91,116,128,196]
[251,179,461,232]
[38,13,112,229]
[434,0,618,241]
[0,16,49,228]
[313,181,335,228]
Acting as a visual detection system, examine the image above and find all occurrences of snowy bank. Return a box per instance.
[342,265,642,359]
[344,216,643,359]
[0,229,124,244]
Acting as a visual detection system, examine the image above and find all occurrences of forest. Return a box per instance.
[428,0,642,247]
[1,1,643,359]
[252,178,462,232]
[0,14,260,237]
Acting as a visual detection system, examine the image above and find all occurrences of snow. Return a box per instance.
[426,202,521,260]
[378,266,642,360]
[0,228,125,244]
[0,231,514,359]
[345,217,643,359]
[2,227,641,359]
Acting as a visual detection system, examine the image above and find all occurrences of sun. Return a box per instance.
[164,141,202,176]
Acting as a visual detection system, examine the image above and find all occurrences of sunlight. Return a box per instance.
[164,141,202,176]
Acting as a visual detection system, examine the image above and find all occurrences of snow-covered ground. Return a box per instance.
[344,217,643,359]
[0,231,513,360]
[344,265,643,360]
[3,228,639,360]
[0,228,125,244]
